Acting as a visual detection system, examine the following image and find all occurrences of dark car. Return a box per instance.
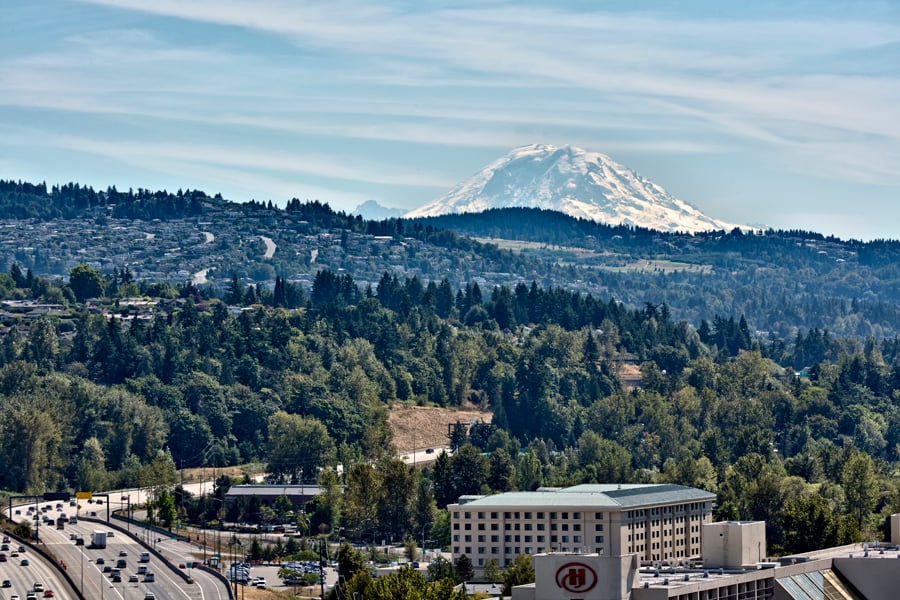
[2,580,10,587]
[95,558,105,565]
[102,566,111,573]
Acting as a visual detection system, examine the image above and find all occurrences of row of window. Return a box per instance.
[454,546,597,557]
[453,535,603,544]
[455,510,603,520]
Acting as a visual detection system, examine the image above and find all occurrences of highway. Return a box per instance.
[0,532,73,600]
[6,498,231,600]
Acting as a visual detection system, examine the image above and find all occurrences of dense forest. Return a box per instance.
[1,259,899,557]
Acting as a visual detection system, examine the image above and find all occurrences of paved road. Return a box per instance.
[0,533,73,600]
[5,498,231,600]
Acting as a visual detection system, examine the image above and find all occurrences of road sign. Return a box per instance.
[43,492,69,501]
[75,492,93,500]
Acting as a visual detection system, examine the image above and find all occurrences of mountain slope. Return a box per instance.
[405,143,739,233]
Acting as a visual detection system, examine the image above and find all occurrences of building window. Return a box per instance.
[464,535,471,542]
[562,536,569,543]
[595,536,604,543]
[573,524,581,531]
[478,558,484,566]
[464,512,471,518]
[514,512,520,519]
[504,512,511,519]
[537,536,545,543]
[551,536,558,543]
[524,524,532,531]
[514,535,520,542]
[491,524,499,531]
[537,512,544,519]
[465,547,471,554]
[514,523,521,530]
[478,547,485,554]
[491,535,499,542]
[525,547,533,554]
[478,535,485,542]
[595,512,603,519]
[453,535,459,542]
[478,524,485,531]
[537,524,545,531]
[464,524,471,530]
[491,512,498,519]
[453,512,459,519]
[478,512,485,519]
[562,524,569,531]
[573,512,581,519]
[550,512,557,519]
[492,547,498,554]
[525,536,532,542]
[562,512,569,519]
[524,512,532,519]
[595,524,603,531]
[574,536,581,543]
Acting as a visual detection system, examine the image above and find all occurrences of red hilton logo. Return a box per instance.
[555,562,598,594]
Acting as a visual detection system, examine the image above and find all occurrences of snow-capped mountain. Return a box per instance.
[405,144,739,233]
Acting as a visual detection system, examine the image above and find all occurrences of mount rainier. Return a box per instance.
[405,144,738,233]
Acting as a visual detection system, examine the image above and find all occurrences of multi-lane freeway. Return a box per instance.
[0,531,73,600]
[6,498,231,600]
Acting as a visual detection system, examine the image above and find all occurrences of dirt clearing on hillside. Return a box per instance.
[390,406,492,453]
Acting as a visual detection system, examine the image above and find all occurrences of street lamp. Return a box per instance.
[120,495,131,533]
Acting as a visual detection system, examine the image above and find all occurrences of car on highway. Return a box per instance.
[0,554,7,562]
[143,573,155,582]
[10,595,20,600]
[96,557,105,564]
[42,591,54,598]
[118,550,127,557]
[18,547,25,553]
[33,582,43,592]
[2,579,10,587]
[129,575,138,583]
[20,558,29,566]
[102,566,112,573]
[144,594,156,600]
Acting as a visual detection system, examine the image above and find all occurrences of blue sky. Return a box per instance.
[2,1,899,240]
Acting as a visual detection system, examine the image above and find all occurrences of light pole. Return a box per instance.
[79,545,84,596]
[421,523,431,562]
[121,495,131,533]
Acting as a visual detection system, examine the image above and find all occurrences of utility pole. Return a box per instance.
[319,538,326,600]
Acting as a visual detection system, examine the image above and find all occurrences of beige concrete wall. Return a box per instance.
[702,521,766,569]
[833,557,900,599]
[891,513,900,546]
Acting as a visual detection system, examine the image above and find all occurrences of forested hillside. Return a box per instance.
[1,262,899,554]
[3,180,900,339]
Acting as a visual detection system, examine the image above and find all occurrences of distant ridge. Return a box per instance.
[405,143,741,233]
[352,199,405,220]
